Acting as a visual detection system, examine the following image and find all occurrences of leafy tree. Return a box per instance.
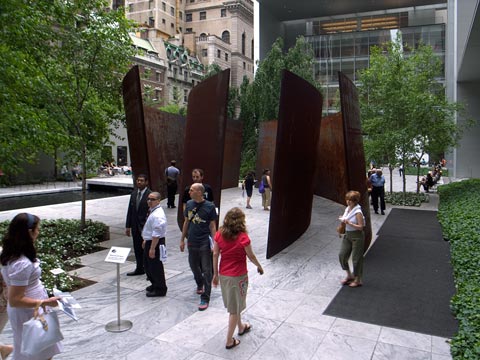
[159,103,187,116]
[358,34,468,196]
[238,36,321,174]
[1,0,134,227]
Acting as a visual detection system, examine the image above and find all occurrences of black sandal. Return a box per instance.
[226,338,240,349]
[238,323,251,336]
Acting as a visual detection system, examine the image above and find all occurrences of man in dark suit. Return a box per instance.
[125,174,151,276]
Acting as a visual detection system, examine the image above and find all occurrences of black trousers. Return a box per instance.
[167,182,177,207]
[131,226,144,272]
[371,186,386,212]
[143,239,168,295]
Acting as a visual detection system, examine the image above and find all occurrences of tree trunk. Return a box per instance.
[80,144,87,229]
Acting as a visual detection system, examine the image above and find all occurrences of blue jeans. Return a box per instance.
[188,247,212,302]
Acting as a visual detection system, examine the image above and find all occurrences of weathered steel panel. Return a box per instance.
[266,70,323,259]
[177,69,231,228]
[143,108,186,196]
[222,119,243,189]
[338,71,372,250]
[314,113,346,203]
[122,65,150,182]
[255,120,277,182]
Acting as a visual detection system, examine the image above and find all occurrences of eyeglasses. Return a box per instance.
[147,198,158,201]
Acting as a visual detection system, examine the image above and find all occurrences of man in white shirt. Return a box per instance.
[141,192,168,297]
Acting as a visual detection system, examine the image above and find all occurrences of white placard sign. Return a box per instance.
[105,247,131,264]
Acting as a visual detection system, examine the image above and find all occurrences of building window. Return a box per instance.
[225,53,229,61]
[202,48,207,57]
[156,71,161,82]
[170,6,174,16]
[184,89,188,102]
[200,11,206,20]
[162,2,166,11]
[222,30,230,43]
[243,61,246,69]
[179,11,183,20]
[149,0,154,10]
[149,17,155,27]
[217,49,221,58]
[184,71,188,81]
[186,28,193,33]
[171,22,174,28]
[242,33,246,55]
[221,9,227,17]
[155,89,161,101]
[162,18,166,24]
[186,13,192,22]
[251,39,254,60]
[199,33,207,41]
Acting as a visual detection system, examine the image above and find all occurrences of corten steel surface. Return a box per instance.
[222,119,243,189]
[122,65,150,183]
[143,107,186,196]
[176,69,230,229]
[314,113,346,203]
[255,120,278,183]
[266,70,323,259]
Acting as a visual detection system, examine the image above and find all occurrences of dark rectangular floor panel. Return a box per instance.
[324,209,458,338]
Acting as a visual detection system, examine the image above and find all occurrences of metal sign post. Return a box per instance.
[104,247,132,332]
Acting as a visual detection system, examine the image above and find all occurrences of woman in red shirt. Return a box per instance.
[213,207,264,350]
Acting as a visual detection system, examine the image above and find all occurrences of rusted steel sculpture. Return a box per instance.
[176,69,231,229]
[122,65,150,183]
[223,119,243,189]
[255,120,277,182]
[314,72,372,250]
[266,70,323,258]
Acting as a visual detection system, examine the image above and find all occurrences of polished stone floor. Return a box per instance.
[0,170,451,359]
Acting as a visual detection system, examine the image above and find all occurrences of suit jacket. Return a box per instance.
[125,188,152,232]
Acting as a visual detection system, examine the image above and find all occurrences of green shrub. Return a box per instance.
[0,218,107,291]
[385,191,429,206]
[437,179,480,359]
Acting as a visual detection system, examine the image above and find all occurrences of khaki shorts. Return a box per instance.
[220,273,248,314]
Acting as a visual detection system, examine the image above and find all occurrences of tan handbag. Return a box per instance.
[336,222,346,236]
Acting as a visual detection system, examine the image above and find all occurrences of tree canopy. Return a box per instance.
[358,34,467,192]
[1,0,134,225]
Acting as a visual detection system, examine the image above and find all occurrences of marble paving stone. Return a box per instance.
[432,354,452,360]
[56,326,149,360]
[286,294,336,331]
[378,327,432,352]
[125,338,194,360]
[245,288,306,322]
[201,315,281,359]
[127,298,199,338]
[432,336,452,356]
[329,318,381,341]
[54,318,107,354]
[156,307,226,348]
[249,322,327,360]
[79,249,112,265]
[187,352,228,360]
[372,342,431,360]
[309,277,342,298]
[311,332,377,360]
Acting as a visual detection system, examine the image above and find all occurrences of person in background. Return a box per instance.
[0,270,13,360]
[243,171,255,209]
[1,213,62,359]
[212,207,264,350]
[182,169,214,211]
[125,174,151,276]
[261,169,272,211]
[338,191,365,288]
[369,169,386,215]
[165,160,180,209]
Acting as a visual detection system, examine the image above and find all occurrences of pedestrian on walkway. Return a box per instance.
[338,191,365,288]
[125,174,151,276]
[243,171,255,209]
[165,160,180,208]
[369,169,386,215]
[180,183,217,311]
[142,192,168,297]
[212,207,264,350]
[261,169,272,211]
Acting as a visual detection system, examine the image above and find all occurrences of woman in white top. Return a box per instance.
[1,213,62,360]
[338,191,365,288]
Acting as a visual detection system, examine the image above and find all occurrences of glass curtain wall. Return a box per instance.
[307,24,445,115]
